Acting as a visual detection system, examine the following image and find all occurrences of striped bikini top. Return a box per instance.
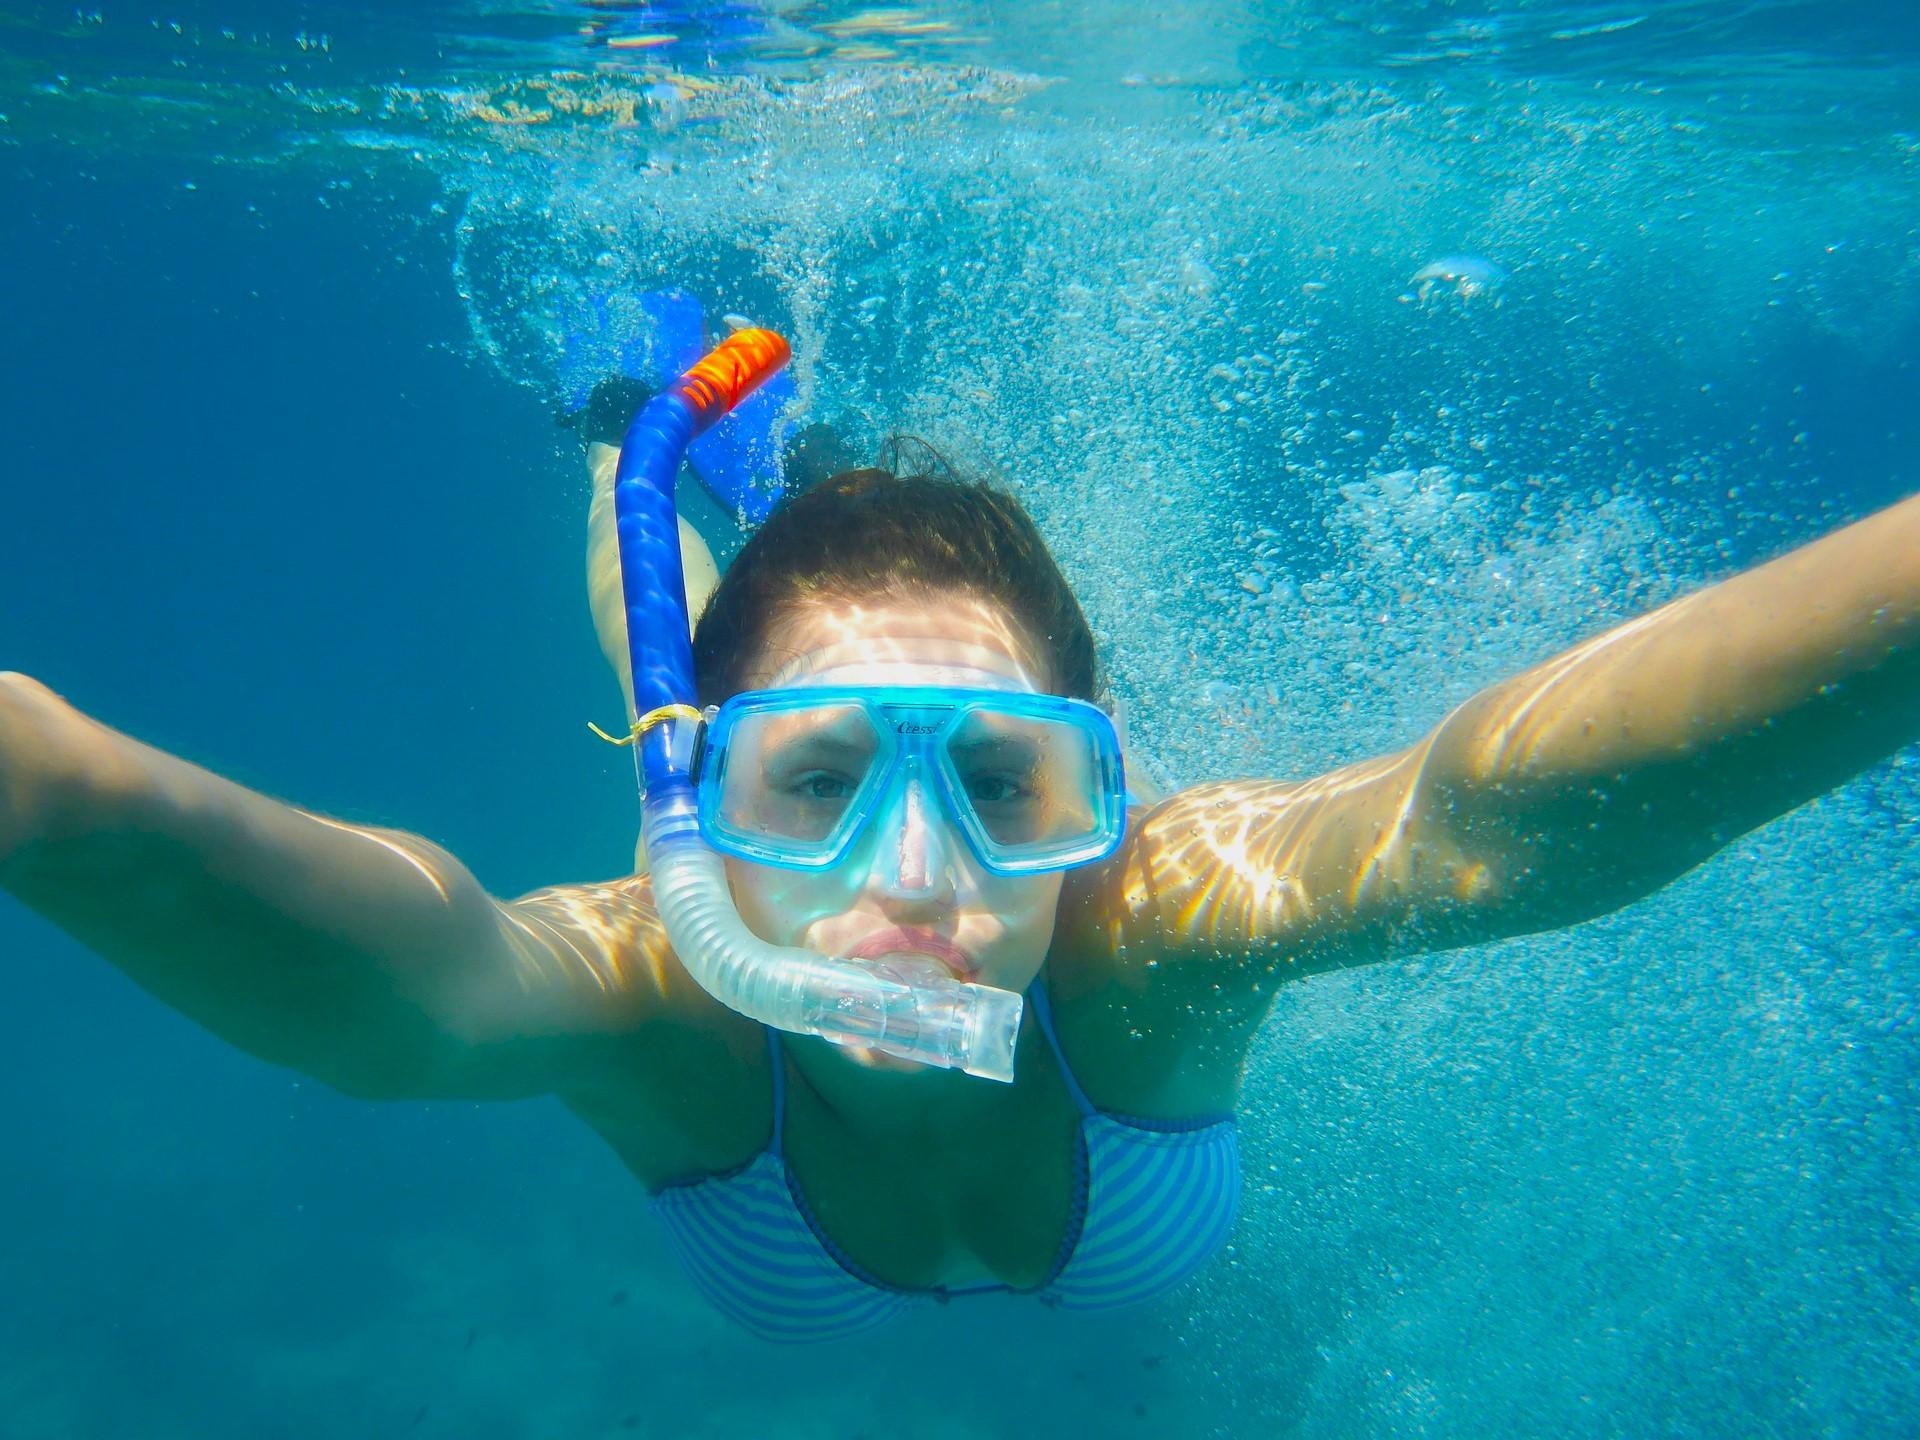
[649,983,1240,1343]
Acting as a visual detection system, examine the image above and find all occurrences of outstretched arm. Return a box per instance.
[1078,491,1919,1032]
[0,674,697,1100]
[1417,489,1919,938]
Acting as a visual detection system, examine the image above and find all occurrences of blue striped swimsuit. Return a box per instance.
[649,984,1240,1342]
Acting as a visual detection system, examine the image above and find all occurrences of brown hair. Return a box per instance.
[691,439,1100,706]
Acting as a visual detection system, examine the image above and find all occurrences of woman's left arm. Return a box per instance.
[1081,490,1920,993]
[1428,487,1918,930]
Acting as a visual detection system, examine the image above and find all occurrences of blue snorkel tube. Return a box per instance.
[613,330,1024,1082]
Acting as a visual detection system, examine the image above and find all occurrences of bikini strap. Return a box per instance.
[764,1026,788,1153]
[1027,982,1098,1119]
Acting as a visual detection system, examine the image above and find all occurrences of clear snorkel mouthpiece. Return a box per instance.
[611,329,1024,1082]
[645,795,1021,1079]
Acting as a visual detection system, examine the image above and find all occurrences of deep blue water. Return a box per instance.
[2,3,1917,1436]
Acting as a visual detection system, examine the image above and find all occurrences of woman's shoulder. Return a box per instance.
[502,872,776,1187]
[557,1013,774,1191]
[1042,774,1361,1117]
[1042,854,1259,1119]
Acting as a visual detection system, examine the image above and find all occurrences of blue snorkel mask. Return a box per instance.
[695,686,1128,876]
[611,329,1106,1082]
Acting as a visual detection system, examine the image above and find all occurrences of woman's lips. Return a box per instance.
[846,928,978,980]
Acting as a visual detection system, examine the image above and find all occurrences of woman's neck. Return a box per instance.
[781,1015,1052,1148]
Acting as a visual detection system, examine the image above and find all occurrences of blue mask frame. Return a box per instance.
[695,686,1129,875]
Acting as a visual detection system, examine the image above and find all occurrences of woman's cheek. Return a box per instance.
[976,873,1065,977]
[723,858,852,946]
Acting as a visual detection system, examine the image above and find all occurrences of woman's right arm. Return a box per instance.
[0,672,690,1101]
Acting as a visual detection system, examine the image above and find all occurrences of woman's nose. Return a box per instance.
[871,774,958,903]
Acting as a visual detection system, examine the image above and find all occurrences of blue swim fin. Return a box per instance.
[636,288,706,381]
[561,287,793,527]
[688,362,797,526]
[556,287,706,413]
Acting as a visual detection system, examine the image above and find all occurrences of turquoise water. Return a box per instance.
[1,1,1916,1434]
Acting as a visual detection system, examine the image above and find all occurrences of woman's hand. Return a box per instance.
[0,672,84,873]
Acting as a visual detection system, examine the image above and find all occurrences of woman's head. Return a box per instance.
[691,439,1100,706]
[692,443,1104,1065]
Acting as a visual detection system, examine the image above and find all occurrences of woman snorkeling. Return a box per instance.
[2,307,1916,1344]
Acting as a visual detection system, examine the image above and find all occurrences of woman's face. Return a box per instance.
[722,590,1069,1055]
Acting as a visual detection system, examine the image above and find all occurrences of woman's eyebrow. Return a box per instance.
[764,731,872,761]
[947,735,1043,757]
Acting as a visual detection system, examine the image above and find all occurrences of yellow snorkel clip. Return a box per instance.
[588,702,705,748]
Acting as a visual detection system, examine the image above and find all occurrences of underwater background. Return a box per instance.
[1,1,1916,1434]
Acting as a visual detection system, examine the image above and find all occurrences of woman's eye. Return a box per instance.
[799,773,853,801]
[967,774,1031,805]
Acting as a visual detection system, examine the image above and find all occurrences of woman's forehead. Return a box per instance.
[750,592,1050,691]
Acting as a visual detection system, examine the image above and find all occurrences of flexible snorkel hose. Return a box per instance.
[613,329,1024,1082]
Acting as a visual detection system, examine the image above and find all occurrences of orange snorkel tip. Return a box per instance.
[671,327,793,435]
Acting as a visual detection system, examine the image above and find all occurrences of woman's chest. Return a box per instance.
[572,974,1236,1288]
[779,1072,1086,1292]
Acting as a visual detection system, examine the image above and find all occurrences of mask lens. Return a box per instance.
[944,709,1100,853]
[717,703,881,850]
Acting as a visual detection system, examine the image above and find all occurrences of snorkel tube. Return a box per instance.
[613,329,1024,1082]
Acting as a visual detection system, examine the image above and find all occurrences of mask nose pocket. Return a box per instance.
[871,762,956,899]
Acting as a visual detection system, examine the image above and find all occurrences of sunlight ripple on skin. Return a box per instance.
[302,811,452,902]
[1472,607,1668,773]
[498,878,682,1020]
[1109,750,1455,968]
